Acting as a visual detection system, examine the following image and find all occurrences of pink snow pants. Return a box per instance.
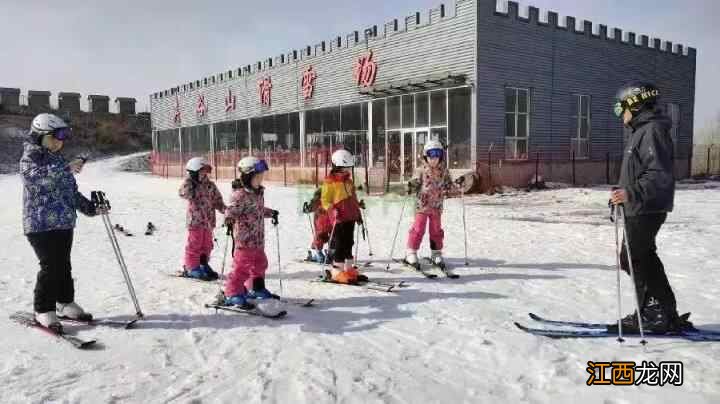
[224,248,268,297]
[183,228,214,270]
[406,210,444,251]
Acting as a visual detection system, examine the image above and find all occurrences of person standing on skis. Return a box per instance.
[610,82,692,333]
[222,156,281,308]
[20,113,104,332]
[303,187,332,263]
[178,157,226,281]
[320,149,366,284]
[403,140,461,269]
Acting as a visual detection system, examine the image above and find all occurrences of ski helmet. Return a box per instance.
[423,139,444,159]
[237,156,269,175]
[331,149,354,168]
[186,157,211,172]
[614,82,659,118]
[31,113,71,140]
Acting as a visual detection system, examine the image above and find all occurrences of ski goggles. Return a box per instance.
[253,159,269,173]
[613,102,625,118]
[426,149,444,159]
[51,127,72,141]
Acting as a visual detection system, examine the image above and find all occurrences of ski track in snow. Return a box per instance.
[1,154,719,403]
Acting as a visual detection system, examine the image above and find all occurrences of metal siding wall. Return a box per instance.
[476,0,696,161]
[151,0,477,132]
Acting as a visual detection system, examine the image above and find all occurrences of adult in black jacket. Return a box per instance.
[610,82,691,333]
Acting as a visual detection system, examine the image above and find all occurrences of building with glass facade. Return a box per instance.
[150,0,695,187]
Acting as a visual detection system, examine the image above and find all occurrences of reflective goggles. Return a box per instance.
[613,102,625,118]
[426,149,444,159]
[254,159,269,173]
[52,127,72,141]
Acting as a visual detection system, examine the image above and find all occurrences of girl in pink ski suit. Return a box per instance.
[179,158,226,280]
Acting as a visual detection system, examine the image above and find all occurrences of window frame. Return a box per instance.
[504,87,530,160]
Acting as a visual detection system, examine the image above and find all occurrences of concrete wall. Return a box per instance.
[28,91,51,110]
[88,95,110,113]
[0,88,21,107]
[58,92,81,113]
[116,98,137,115]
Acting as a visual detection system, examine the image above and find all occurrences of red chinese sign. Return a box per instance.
[301,66,317,100]
[258,77,272,107]
[196,94,207,117]
[173,96,181,124]
[225,88,236,112]
[353,50,377,88]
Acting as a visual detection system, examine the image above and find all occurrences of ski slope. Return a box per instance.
[1,154,719,403]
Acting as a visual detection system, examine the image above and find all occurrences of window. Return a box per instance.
[430,90,447,126]
[572,95,591,159]
[402,95,414,128]
[448,87,471,168]
[387,97,401,129]
[505,87,529,160]
[415,92,429,127]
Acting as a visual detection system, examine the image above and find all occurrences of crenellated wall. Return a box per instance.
[476,0,696,165]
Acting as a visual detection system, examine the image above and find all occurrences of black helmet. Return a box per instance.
[614,82,659,118]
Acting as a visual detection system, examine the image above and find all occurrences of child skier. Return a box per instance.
[403,140,459,268]
[320,149,365,284]
[20,113,104,331]
[223,156,280,307]
[179,157,226,281]
[303,188,332,263]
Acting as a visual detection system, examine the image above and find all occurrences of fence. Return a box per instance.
[691,144,720,177]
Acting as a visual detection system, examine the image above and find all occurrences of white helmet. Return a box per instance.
[331,149,355,167]
[31,113,68,135]
[237,156,269,174]
[186,156,211,172]
[423,139,444,156]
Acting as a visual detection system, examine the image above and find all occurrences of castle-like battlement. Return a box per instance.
[494,0,695,57]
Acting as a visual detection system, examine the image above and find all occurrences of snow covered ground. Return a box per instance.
[1,154,719,404]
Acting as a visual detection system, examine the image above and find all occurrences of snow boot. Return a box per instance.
[35,311,62,332]
[57,302,93,322]
[199,255,219,280]
[247,278,280,300]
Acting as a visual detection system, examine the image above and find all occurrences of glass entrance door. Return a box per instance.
[386,131,402,182]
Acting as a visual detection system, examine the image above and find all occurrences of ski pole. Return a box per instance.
[92,191,144,319]
[619,205,647,345]
[613,205,624,343]
[460,188,469,266]
[360,210,373,257]
[274,221,284,297]
[214,223,232,308]
[353,223,360,266]
[322,221,338,278]
[386,197,408,271]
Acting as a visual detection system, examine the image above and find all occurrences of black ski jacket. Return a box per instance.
[618,109,675,217]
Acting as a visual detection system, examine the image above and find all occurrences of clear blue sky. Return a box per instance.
[1,0,717,131]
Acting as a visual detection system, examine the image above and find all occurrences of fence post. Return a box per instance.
[364,144,370,195]
[606,152,610,184]
[708,145,713,176]
[315,154,319,188]
[487,146,493,193]
[571,150,576,186]
[283,158,287,187]
[534,151,540,185]
[324,149,329,177]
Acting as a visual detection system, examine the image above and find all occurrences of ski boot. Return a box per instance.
[199,255,219,280]
[307,249,326,263]
[35,311,62,333]
[331,262,363,285]
[430,250,445,268]
[225,292,255,310]
[185,266,214,281]
[56,302,93,322]
[402,250,421,269]
[246,278,280,300]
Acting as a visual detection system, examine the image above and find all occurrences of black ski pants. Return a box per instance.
[329,221,355,263]
[619,213,678,316]
[27,229,75,313]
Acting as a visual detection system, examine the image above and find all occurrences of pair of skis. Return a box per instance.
[293,260,407,292]
[9,311,139,349]
[393,258,460,279]
[516,312,720,341]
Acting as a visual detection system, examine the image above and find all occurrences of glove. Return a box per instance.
[358,200,366,210]
[454,176,465,186]
[270,210,279,225]
[231,179,243,190]
[302,201,312,214]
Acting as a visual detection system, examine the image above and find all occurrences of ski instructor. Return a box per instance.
[610,82,692,334]
[20,113,105,332]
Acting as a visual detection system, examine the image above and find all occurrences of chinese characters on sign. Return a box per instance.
[353,50,377,88]
[225,88,236,112]
[586,361,683,386]
[196,95,207,117]
[258,77,272,107]
[173,96,181,124]
[301,66,317,100]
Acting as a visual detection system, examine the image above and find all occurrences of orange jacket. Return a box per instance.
[320,171,361,224]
